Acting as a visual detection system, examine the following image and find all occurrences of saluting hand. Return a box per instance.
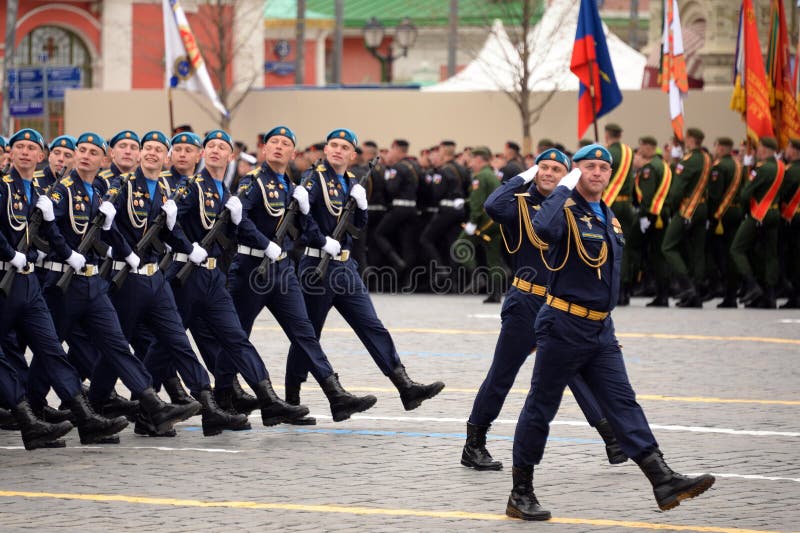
[558,168,582,190]
[519,164,539,184]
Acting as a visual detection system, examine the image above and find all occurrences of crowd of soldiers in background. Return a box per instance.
[5,122,799,309]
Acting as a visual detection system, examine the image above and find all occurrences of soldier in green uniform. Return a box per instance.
[731,136,784,308]
[779,139,800,308]
[457,146,504,303]
[706,137,745,308]
[661,128,712,307]
[603,124,636,305]
[633,136,672,306]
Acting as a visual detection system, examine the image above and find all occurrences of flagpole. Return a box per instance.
[168,87,175,134]
[587,60,599,142]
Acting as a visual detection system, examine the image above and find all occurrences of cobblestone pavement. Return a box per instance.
[1,295,799,532]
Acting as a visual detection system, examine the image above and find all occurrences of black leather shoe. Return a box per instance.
[676,295,702,308]
[645,297,669,307]
[388,364,445,411]
[320,373,377,422]
[134,412,177,437]
[138,388,201,434]
[637,450,715,510]
[482,292,502,304]
[254,379,309,426]
[69,393,129,445]
[461,422,502,470]
[12,400,74,451]
[505,466,551,521]
[197,389,251,436]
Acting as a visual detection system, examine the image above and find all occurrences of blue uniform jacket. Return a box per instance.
[174,168,234,258]
[0,169,53,263]
[298,159,367,251]
[533,185,623,313]
[108,168,192,262]
[485,175,549,284]
[236,163,296,251]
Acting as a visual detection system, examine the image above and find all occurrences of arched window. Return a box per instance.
[12,26,92,137]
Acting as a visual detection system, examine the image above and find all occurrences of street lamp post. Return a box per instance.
[363,17,418,83]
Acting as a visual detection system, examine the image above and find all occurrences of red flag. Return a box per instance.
[661,0,688,141]
[731,0,774,143]
[766,0,800,148]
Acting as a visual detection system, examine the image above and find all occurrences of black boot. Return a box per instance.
[134,411,177,438]
[34,404,75,425]
[739,275,764,305]
[637,450,715,510]
[461,422,502,470]
[254,378,309,426]
[676,294,702,308]
[284,383,317,425]
[196,389,251,436]
[12,400,73,451]
[673,275,697,301]
[138,387,201,434]
[320,373,377,422]
[0,406,18,430]
[594,418,628,464]
[164,377,194,405]
[231,377,261,415]
[646,283,669,307]
[68,392,129,445]
[617,283,631,306]
[505,465,551,521]
[482,291,502,304]
[388,364,445,410]
[91,390,140,421]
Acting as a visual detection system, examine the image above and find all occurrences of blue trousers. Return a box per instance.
[285,257,401,389]
[512,306,659,467]
[468,287,604,428]
[0,350,25,408]
[214,256,334,389]
[148,264,268,390]
[0,272,82,407]
[42,272,152,397]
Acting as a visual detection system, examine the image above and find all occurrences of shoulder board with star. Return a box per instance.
[564,198,576,207]
[60,176,73,187]
[316,164,327,172]
[194,175,204,183]
[98,169,114,179]
[2,175,12,183]
[33,170,45,179]
[346,171,355,179]
[247,168,260,177]
[514,192,531,197]
[159,170,173,178]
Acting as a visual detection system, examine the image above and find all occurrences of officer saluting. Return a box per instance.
[286,128,444,411]
[507,144,714,521]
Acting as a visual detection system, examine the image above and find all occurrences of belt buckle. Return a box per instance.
[339,250,350,261]
[21,263,33,274]
[205,258,217,269]
[84,264,97,276]
[144,263,156,276]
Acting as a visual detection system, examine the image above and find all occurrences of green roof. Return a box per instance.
[302,0,545,28]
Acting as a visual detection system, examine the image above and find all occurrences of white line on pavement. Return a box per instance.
[688,472,800,484]
[0,445,241,453]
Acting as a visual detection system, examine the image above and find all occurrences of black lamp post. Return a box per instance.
[363,17,418,83]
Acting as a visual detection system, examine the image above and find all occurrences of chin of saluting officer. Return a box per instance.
[506,144,714,521]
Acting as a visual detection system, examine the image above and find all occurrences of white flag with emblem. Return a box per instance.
[163,0,229,117]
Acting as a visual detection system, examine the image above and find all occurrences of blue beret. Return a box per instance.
[49,135,77,152]
[141,130,171,149]
[263,125,297,146]
[109,130,140,147]
[203,129,233,148]
[9,128,45,150]
[76,132,109,154]
[0,137,7,149]
[573,143,613,164]
[170,132,202,148]
[326,128,358,147]
[535,148,571,170]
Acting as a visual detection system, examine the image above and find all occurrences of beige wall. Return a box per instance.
[66,87,745,154]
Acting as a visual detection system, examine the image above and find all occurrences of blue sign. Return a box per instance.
[8,66,82,117]
[265,61,295,76]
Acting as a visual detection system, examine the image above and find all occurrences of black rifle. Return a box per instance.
[312,157,378,282]
[55,172,134,293]
[254,177,306,276]
[0,166,66,297]
[173,182,249,286]
[110,174,199,291]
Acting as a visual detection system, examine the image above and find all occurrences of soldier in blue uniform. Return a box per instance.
[42,135,77,187]
[285,128,445,412]
[217,125,377,424]
[102,130,141,181]
[506,144,715,520]
[153,129,309,426]
[96,130,248,436]
[39,131,202,437]
[462,149,625,471]
[0,129,135,445]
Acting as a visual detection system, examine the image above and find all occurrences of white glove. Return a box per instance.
[225,196,243,226]
[292,186,310,215]
[743,154,755,167]
[105,246,113,259]
[161,199,178,231]
[639,216,651,233]
[36,195,55,222]
[36,250,46,263]
[350,183,368,210]
[10,251,27,270]
[453,198,465,210]
[188,242,208,265]
[322,236,341,257]
[670,145,684,159]
[558,168,582,190]
[125,251,141,270]
[464,222,477,236]
[519,164,539,184]
[99,201,116,230]
[66,251,86,271]
[265,241,283,261]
